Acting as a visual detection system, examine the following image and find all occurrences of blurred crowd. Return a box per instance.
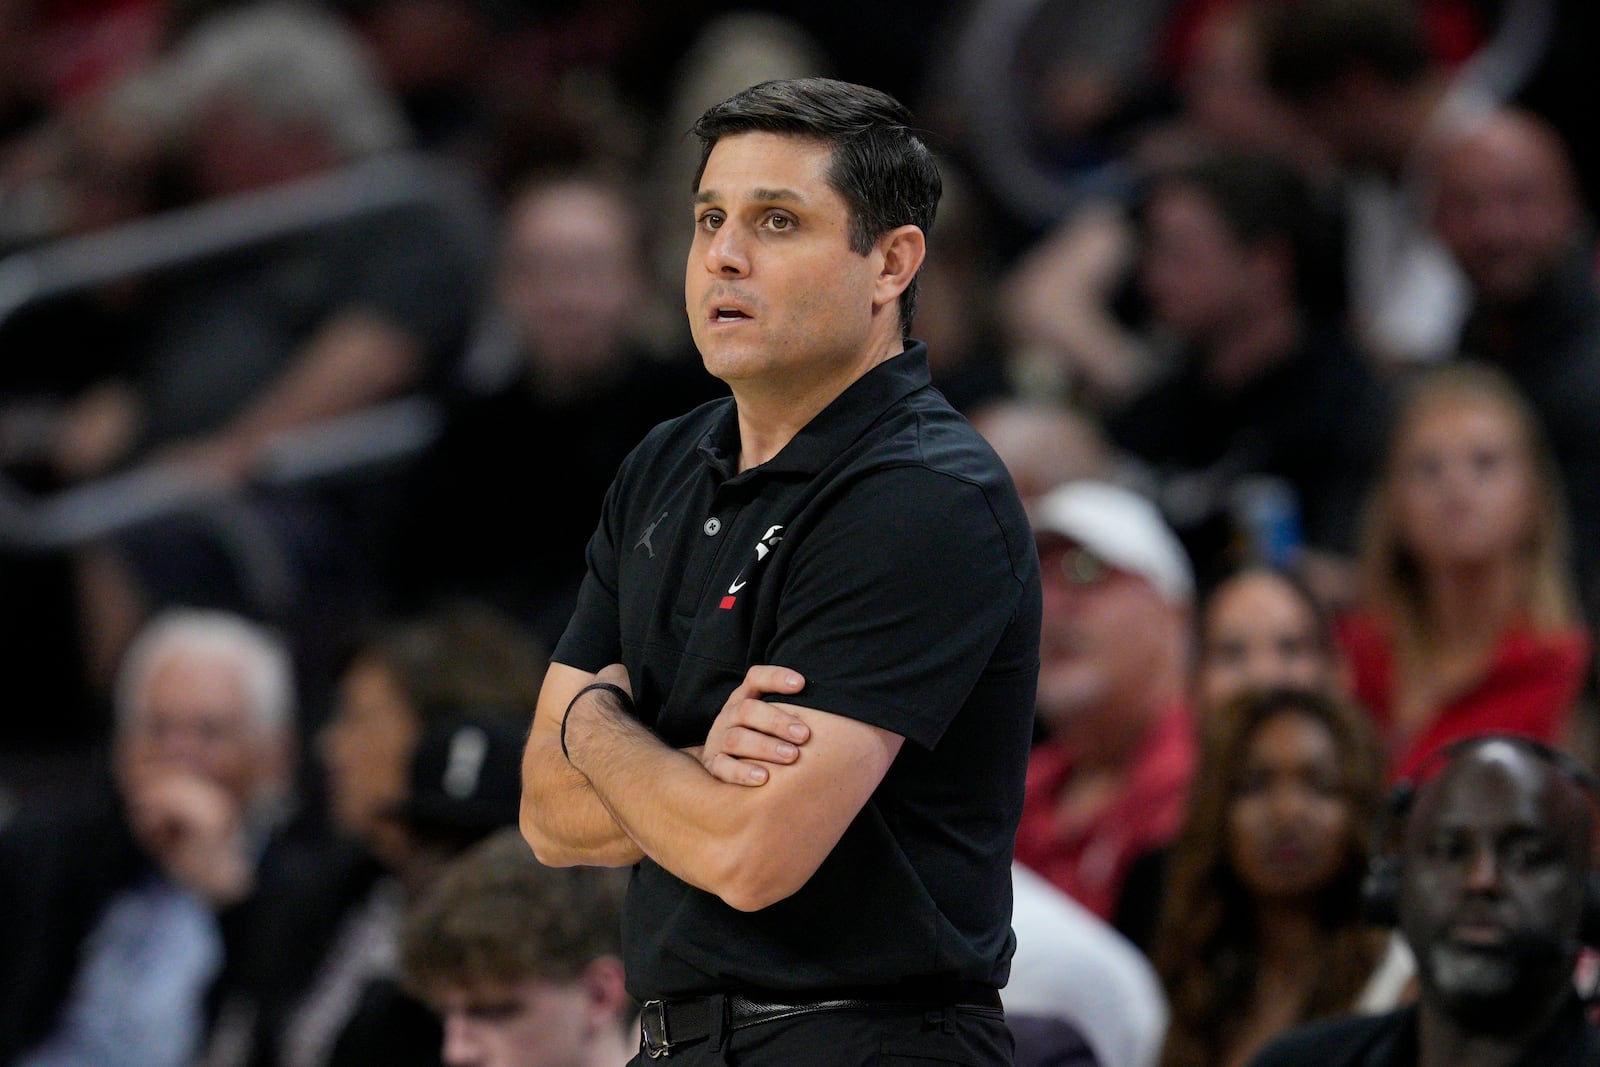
[1,0,1599,1064]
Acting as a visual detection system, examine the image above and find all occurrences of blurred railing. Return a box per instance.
[0,151,483,553]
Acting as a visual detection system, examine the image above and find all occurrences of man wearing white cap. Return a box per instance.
[1013,480,1199,922]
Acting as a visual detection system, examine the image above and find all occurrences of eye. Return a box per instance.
[698,210,724,232]
[765,212,794,231]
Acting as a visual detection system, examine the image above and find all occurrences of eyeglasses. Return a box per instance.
[1043,544,1116,588]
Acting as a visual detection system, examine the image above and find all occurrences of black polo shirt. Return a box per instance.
[553,342,1042,999]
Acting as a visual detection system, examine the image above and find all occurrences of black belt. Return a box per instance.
[639,983,1004,1058]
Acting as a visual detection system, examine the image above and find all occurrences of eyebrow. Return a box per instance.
[694,187,807,205]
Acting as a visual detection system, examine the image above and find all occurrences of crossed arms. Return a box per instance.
[519,661,904,912]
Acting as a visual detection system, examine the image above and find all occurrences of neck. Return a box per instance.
[1417,994,1566,1067]
[732,332,905,471]
[1203,304,1300,392]
[1062,672,1182,771]
[1420,557,1524,650]
[1254,898,1322,974]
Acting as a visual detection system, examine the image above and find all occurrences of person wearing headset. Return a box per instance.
[1251,734,1600,1066]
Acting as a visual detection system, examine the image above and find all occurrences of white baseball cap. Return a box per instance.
[1030,481,1195,605]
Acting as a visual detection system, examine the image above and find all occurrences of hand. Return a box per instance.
[700,665,809,786]
[121,761,254,906]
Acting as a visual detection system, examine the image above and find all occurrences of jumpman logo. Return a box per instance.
[635,511,669,558]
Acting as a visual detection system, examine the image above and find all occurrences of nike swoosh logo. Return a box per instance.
[727,578,747,593]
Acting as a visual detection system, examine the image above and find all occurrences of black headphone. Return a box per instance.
[1359,734,1600,945]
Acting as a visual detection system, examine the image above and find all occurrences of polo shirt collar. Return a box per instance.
[696,341,933,481]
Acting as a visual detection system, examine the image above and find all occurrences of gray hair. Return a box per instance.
[114,608,296,738]
[163,2,408,161]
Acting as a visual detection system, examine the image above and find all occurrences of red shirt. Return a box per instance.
[1013,702,1197,920]
[1337,610,1592,781]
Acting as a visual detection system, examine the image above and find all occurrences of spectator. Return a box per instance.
[399,828,634,1067]
[1338,363,1590,781]
[1115,563,1358,950]
[386,170,720,647]
[52,2,488,685]
[1258,0,1480,366]
[1251,734,1600,1066]
[0,608,309,1066]
[1155,686,1391,1067]
[1432,107,1600,622]
[260,603,544,1067]
[320,711,535,1067]
[969,399,1113,503]
[1106,151,1391,589]
[1193,564,1345,721]
[1014,480,1198,921]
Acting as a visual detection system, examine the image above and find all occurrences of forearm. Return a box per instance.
[520,726,644,868]
[225,311,422,456]
[565,689,788,911]
[519,663,643,867]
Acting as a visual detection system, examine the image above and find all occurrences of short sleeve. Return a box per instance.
[764,464,1034,748]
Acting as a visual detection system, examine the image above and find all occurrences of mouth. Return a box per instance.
[1447,920,1512,948]
[709,305,753,325]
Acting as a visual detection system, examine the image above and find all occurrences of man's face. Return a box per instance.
[1035,538,1180,733]
[1398,743,1591,1025]
[115,649,277,808]
[1434,122,1577,305]
[685,131,879,391]
[434,977,597,1067]
[498,182,642,379]
[1139,184,1257,343]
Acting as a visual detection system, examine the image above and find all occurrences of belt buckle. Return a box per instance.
[641,999,673,1058]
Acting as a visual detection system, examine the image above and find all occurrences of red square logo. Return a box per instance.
[719,595,737,610]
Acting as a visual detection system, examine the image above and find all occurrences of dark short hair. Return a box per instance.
[1259,0,1430,102]
[1142,152,1336,309]
[690,77,942,339]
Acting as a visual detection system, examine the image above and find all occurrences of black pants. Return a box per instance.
[626,1000,1014,1066]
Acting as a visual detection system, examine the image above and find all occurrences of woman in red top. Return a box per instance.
[1337,362,1590,780]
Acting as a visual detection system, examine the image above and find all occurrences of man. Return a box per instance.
[0,608,300,1065]
[519,78,1041,1064]
[1012,480,1197,923]
[1251,736,1600,1065]
[400,828,633,1067]
[389,171,722,647]
[1431,108,1600,621]
[1258,0,1479,366]
[1106,151,1391,590]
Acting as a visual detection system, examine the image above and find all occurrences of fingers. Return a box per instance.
[737,664,805,700]
[720,724,802,765]
[703,751,776,786]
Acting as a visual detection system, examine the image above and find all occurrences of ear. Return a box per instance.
[872,225,927,313]
[579,954,630,1026]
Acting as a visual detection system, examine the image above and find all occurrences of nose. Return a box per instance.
[1267,780,1312,822]
[441,1014,482,1066]
[1463,842,1503,894]
[703,222,749,277]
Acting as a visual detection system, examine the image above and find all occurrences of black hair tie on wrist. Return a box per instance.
[561,682,635,762]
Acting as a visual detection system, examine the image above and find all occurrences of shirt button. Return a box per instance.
[703,517,721,536]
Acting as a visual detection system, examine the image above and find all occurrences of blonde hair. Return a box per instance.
[1358,362,1578,666]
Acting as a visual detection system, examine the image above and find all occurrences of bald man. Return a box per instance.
[1434,108,1600,622]
[1253,736,1600,1066]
